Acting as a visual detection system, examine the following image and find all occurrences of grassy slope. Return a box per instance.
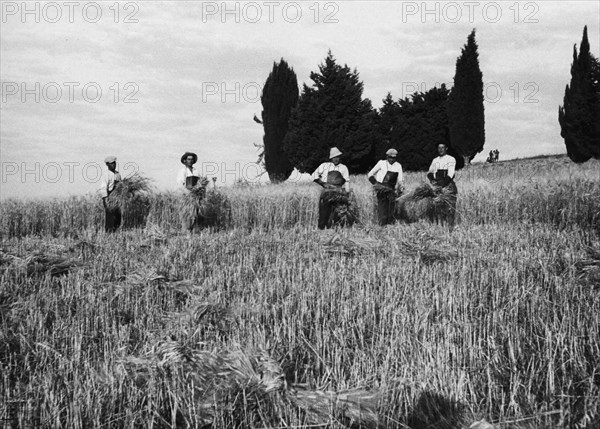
[1,155,599,428]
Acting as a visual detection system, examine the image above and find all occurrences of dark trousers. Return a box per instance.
[105,206,122,233]
[318,195,334,230]
[181,209,204,233]
[377,193,395,226]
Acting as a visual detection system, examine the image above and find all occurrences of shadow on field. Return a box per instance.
[405,390,467,429]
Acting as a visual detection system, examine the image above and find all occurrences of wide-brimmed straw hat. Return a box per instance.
[181,152,198,164]
[104,155,117,164]
[329,147,343,159]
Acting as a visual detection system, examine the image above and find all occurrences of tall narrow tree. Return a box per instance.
[261,59,299,182]
[283,51,377,174]
[448,29,485,165]
[559,26,600,163]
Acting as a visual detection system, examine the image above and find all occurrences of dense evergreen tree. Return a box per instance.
[559,26,600,163]
[283,51,377,174]
[261,59,299,182]
[448,29,485,165]
[372,93,402,161]
[373,86,464,171]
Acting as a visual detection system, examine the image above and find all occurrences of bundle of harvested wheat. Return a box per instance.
[291,385,380,427]
[322,189,359,227]
[323,233,381,256]
[105,173,153,228]
[395,182,457,226]
[180,177,210,211]
[373,183,395,201]
[166,302,236,340]
[119,344,382,428]
[1,249,85,277]
[180,177,210,231]
[575,245,600,288]
[322,188,350,205]
[198,189,232,229]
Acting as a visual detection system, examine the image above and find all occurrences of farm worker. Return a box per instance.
[177,151,201,190]
[312,147,350,230]
[99,155,122,233]
[427,143,456,188]
[367,148,404,226]
[177,151,209,234]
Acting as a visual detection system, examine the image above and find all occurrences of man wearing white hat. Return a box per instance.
[99,155,122,232]
[368,148,404,225]
[312,147,350,229]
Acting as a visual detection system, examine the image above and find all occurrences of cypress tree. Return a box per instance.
[558,26,600,163]
[261,59,299,183]
[448,29,485,165]
[283,51,377,174]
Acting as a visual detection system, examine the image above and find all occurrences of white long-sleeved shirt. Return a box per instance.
[99,170,121,198]
[312,162,350,192]
[367,160,403,189]
[176,166,200,190]
[428,154,456,179]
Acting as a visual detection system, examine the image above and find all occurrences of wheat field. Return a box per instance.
[1,155,599,428]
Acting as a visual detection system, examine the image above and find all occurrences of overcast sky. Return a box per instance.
[1,1,599,199]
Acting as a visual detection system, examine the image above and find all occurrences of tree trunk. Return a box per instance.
[268,172,286,184]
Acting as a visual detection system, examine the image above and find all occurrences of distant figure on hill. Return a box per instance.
[312,147,352,229]
[486,149,500,163]
[99,155,122,233]
[177,152,209,234]
[367,148,404,226]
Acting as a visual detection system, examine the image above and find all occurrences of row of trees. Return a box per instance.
[261,25,600,182]
[260,30,485,182]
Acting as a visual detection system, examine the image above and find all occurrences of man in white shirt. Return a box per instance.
[427,143,456,187]
[427,143,458,227]
[177,152,201,191]
[99,155,122,233]
[368,148,404,226]
[312,147,350,229]
[177,151,209,234]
